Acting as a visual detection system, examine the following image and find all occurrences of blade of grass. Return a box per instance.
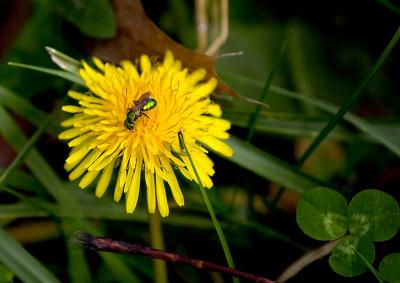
[99,254,142,283]
[67,248,92,283]
[179,133,238,283]
[0,105,70,203]
[376,0,400,16]
[352,247,384,283]
[0,228,61,283]
[149,213,168,283]
[247,29,292,141]
[0,168,44,193]
[0,111,53,193]
[227,112,381,142]
[8,62,84,86]
[226,135,329,193]
[297,26,400,164]
[0,85,59,136]
[45,47,80,73]
[220,71,400,157]
[271,85,400,156]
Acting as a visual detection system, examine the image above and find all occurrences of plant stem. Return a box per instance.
[178,133,238,283]
[150,213,168,283]
[72,232,275,283]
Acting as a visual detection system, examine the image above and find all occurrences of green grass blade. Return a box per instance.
[100,254,142,283]
[0,169,44,193]
[226,112,380,142]
[352,247,384,283]
[226,136,329,193]
[0,105,70,203]
[271,86,400,157]
[45,47,80,73]
[298,26,400,164]
[220,72,400,157]
[178,133,238,283]
[8,62,84,85]
[0,228,61,283]
[247,29,292,141]
[0,85,59,136]
[376,0,400,15]
[67,248,92,283]
[0,113,53,193]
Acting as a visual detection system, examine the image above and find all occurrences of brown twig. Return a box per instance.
[71,231,275,283]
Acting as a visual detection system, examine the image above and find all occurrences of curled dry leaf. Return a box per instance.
[92,0,237,96]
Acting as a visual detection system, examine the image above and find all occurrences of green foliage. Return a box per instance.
[225,136,326,193]
[56,0,116,38]
[0,264,14,283]
[296,187,347,240]
[329,235,375,277]
[0,228,60,283]
[297,187,400,278]
[352,246,384,283]
[348,189,400,241]
[379,253,400,283]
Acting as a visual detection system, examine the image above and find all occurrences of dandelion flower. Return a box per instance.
[59,51,233,217]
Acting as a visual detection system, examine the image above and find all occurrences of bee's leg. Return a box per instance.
[142,112,150,118]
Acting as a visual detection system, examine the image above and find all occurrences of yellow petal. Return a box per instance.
[59,127,84,140]
[160,155,184,206]
[120,60,139,79]
[126,157,142,213]
[207,104,222,117]
[191,78,217,99]
[78,170,99,189]
[61,115,82,127]
[124,167,134,193]
[114,166,125,202]
[68,160,87,180]
[92,57,105,71]
[68,133,91,147]
[192,150,215,176]
[62,105,83,113]
[187,68,206,84]
[65,145,90,166]
[68,90,102,104]
[140,55,152,73]
[145,171,156,214]
[197,136,233,157]
[163,50,174,66]
[156,175,169,217]
[181,154,213,188]
[95,158,116,197]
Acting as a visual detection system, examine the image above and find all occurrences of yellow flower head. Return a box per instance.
[59,51,233,217]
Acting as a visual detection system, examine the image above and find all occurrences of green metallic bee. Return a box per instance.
[124,92,157,130]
